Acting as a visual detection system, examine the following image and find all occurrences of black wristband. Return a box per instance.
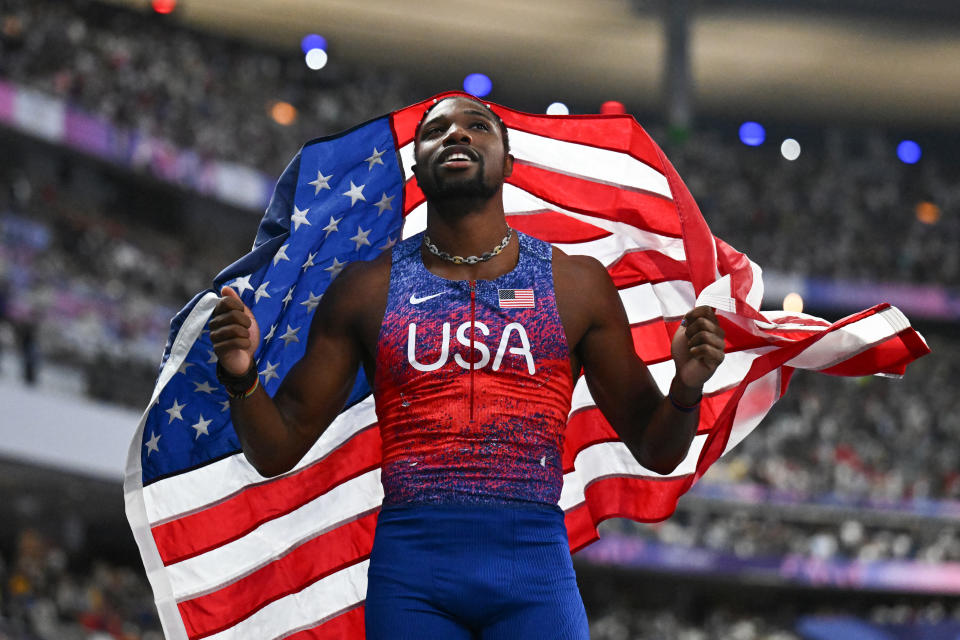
[216,361,259,398]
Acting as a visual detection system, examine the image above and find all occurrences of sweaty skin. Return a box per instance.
[209,96,725,478]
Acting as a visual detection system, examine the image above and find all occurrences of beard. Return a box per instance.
[419,157,499,203]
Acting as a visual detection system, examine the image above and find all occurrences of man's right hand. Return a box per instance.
[210,286,261,375]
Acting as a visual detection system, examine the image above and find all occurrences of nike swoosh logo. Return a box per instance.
[409,292,445,305]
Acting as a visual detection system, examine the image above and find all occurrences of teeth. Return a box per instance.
[444,153,470,162]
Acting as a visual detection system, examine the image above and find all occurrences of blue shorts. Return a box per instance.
[365,503,589,639]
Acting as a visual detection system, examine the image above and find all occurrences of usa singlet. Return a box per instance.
[366,231,589,640]
[373,230,574,506]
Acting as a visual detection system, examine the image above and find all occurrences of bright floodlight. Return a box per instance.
[739,121,765,146]
[897,140,921,164]
[783,293,804,313]
[151,0,176,13]
[301,34,327,54]
[305,48,328,70]
[463,73,492,98]
[781,138,801,161]
[546,102,569,115]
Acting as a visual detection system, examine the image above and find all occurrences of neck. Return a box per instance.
[421,194,518,280]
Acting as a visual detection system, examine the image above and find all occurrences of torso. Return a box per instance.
[371,231,574,506]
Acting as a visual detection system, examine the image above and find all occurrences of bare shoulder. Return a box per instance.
[551,247,622,350]
[321,250,391,319]
[552,246,611,289]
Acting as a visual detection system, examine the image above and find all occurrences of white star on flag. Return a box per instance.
[144,431,161,456]
[273,244,291,265]
[342,181,366,207]
[325,257,347,279]
[165,399,186,423]
[302,252,317,271]
[300,292,323,312]
[323,215,342,238]
[373,192,394,216]
[308,169,331,195]
[350,226,372,250]
[291,205,311,231]
[254,282,271,304]
[379,236,398,250]
[193,381,217,394]
[191,415,212,439]
[282,286,295,309]
[260,361,281,384]
[365,147,385,170]
[219,399,230,412]
[264,323,277,342]
[279,324,301,347]
[207,350,218,364]
[229,274,253,296]
[177,361,193,375]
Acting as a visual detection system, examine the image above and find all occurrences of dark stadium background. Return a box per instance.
[0,1,958,638]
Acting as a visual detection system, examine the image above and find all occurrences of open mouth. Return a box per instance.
[437,147,478,169]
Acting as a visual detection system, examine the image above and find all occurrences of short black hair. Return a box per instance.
[413,95,510,154]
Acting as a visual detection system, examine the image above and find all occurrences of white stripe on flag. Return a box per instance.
[144,397,377,524]
[166,470,382,600]
[397,132,671,198]
[784,311,905,371]
[557,436,708,510]
[204,561,368,640]
[619,281,697,325]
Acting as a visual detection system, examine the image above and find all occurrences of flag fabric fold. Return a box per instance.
[124,92,929,640]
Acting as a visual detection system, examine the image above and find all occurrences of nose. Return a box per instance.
[442,123,471,146]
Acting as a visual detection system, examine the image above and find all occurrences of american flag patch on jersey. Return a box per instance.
[498,288,535,308]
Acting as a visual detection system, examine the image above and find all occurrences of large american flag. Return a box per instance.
[124,92,929,639]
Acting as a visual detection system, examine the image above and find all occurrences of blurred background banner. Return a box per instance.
[0,1,957,639]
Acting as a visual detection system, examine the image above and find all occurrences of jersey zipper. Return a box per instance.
[469,279,476,424]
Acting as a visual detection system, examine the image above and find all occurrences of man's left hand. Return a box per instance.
[671,306,726,390]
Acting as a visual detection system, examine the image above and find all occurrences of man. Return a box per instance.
[209,95,726,639]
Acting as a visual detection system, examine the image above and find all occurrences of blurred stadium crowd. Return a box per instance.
[0,1,956,639]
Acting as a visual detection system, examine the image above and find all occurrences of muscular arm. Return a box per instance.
[554,252,724,475]
[210,256,388,476]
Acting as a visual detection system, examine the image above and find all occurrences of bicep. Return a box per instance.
[575,261,661,432]
[272,269,366,441]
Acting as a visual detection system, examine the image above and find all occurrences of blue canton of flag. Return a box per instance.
[138,118,404,485]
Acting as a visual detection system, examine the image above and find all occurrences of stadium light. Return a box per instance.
[783,292,804,313]
[151,0,177,14]
[739,122,765,146]
[546,102,569,115]
[463,73,492,98]
[780,138,801,161]
[897,140,921,164]
[305,48,328,70]
[600,100,625,114]
[301,34,327,54]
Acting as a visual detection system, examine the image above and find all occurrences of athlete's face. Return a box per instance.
[413,98,513,203]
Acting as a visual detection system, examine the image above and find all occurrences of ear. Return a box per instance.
[502,153,514,178]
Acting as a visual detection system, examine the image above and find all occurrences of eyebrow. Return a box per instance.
[423,108,496,128]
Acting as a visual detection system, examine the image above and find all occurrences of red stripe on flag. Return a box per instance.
[390,93,666,172]
[509,163,681,237]
[565,474,696,553]
[630,318,680,364]
[821,328,930,377]
[178,512,377,640]
[608,252,689,289]
[282,606,366,640]
[152,426,381,565]
[403,176,425,215]
[506,211,610,244]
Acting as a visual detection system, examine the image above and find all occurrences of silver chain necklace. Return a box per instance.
[423,226,513,265]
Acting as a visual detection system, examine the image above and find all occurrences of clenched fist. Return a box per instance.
[210,286,261,375]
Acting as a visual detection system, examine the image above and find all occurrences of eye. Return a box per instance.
[472,121,490,131]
